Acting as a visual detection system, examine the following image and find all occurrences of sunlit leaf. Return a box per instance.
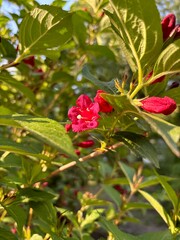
[81,209,104,229]
[106,0,162,72]
[12,114,77,160]
[19,5,73,59]
[152,40,180,81]
[142,113,180,157]
[138,190,175,231]
[154,170,179,212]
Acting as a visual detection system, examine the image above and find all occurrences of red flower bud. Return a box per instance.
[76,140,94,148]
[75,149,81,156]
[161,14,176,41]
[146,71,165,84]
[173,24,180,40]
[140,96,176,115]
[23,56,35,67]
[94,90,113,113]
[113,185,127,195]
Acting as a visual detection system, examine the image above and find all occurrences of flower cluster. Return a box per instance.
[67,90,113,132]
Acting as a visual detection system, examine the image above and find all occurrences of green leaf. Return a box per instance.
[85,45,116,61]
[142,113,180,158]
[103,185,121,208]
[19,5,73,59]
[118,162,135,185]
[18,188,55,202]
[154,170,179,212]
[152,40,180,81]
[30,201,58,236]
[102,94,140,113]
[0,228,18,240]
[82,65,116,93]
[81,209,104,229]
[104,177,129,186]
[0,107,18,127]
[138,190,175,230]
[101,217,137,240]
[4,204,27,235]
[114,132,159,167]
[72,11,87,47]
[0,137,48,161]
[21,159,48,184]
[161,87,180,104]
[138,230,173,240]
[139,176,176,189]
[0,74,35,103]
[12,114,77,160]
[107,0,162,72]
[124,202,151,210]
[0,38,17,59]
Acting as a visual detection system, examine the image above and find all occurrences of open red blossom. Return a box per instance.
[140,96,176,115]
[68,94,100,132]
[76,140,95,148]
[94,90,113,113]
[161,14,176,41]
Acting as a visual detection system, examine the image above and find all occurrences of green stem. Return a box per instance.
[0,48,30,71]
[130,84,143,99]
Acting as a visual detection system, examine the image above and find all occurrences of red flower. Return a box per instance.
[23,56,35,67]
[140,96,176,115]
[68,95,100,132]
[76,140,95,148]
[94,90,113,113]
[161,14,176,41]
[146,71,165,84]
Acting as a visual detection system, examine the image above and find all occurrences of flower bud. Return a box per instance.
[23,56,35,67]
[76,140,94,148]
[140,96,176,115]
[146,71,165,84]
[161,14,176,41]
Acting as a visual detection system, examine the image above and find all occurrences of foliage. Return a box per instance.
[0,0,179,239]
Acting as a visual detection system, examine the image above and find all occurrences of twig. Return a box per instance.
[46,142,123,179]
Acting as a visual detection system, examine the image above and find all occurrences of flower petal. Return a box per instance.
[76,94,92,109]
[68,106,80,122]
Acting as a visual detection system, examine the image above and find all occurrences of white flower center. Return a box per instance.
[77,114,82,119]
